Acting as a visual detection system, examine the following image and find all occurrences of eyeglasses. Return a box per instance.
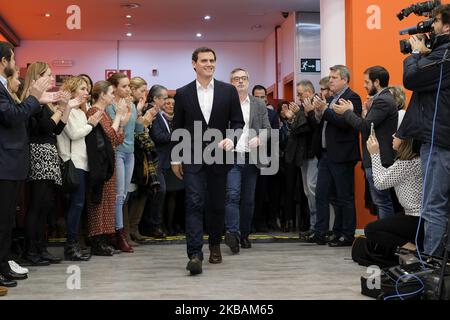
[320,87,329,91]
[231,76,248,82]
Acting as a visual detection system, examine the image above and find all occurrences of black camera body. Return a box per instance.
[397,0,441,54]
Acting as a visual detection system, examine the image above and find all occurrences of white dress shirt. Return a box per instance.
[0,75,9,93]
[235,95,251,153]
[196,79,214,124]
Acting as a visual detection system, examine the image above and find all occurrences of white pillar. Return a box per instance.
[320,0,346,77]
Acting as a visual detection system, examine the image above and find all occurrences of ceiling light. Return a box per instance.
[45,13,51,17]
[125,15,132,19]
[251,24,262,30]
[204,15,211,20]
[126,32,133,37]
[124,23,133,27]
[196,33,202,38]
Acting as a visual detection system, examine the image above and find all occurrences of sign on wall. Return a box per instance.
[300,59,321,73]
[105,69,132,80]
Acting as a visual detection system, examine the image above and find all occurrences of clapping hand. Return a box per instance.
[29,77,53,103]
[248,136,261,149]
[312,95,327,115]
[302,98,314,114]
[288,102,300,114]
[87,110,103,127]
[332,99,353,115]
[218,138,234,151]
[137,96,147,115]
[142,109,156,127]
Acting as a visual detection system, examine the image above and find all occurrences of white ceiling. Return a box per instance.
[0,0,320,41]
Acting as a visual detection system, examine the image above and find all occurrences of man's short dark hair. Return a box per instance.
[434,4,450,26]
[364,66,390,88]
[0,41,14,62]
[252,85,267,96]
[192,47,216,62]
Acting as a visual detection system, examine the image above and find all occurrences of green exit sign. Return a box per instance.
[300,59,321,73]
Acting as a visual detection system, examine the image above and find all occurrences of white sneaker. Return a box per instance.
[8,260,29,275]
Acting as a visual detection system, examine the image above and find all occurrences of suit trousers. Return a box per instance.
[184,166,227,260]
[0,180,21,274]
[315,152,357,241]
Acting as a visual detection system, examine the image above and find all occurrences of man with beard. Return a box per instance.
[0,41,53,288]
[333,66,398,220]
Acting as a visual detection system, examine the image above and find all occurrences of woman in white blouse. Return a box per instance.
[364,132,423,252]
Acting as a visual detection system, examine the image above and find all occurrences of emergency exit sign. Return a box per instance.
[300,59,321,73]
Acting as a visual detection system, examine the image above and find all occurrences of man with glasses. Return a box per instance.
[224,68,271,253]
[319,77,332,100]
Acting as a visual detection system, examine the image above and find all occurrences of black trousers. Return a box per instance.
[365,215,424,250]
[0,180,21,273]
[25,180,56,255]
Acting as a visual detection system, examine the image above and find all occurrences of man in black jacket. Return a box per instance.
[309,65,362,247]
[397,4,450,257]
[171,47,245,275]
[0,42,53,287]
[333,66,398,220]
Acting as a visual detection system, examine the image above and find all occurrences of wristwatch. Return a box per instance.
[412,49,420,54]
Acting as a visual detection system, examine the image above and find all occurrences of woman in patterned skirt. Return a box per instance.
[21,62,73,265]
[86,81,129,256]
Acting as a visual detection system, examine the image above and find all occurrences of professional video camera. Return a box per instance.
[398,0,441,54]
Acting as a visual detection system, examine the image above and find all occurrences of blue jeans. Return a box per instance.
[225,163,259,238]
[66,169,86,243]
[184,167,227,260]
[315,153,356,241]
[115,151,135,230]
[365,167,395,220]
[421,143,450,256]
[301,157,318,231]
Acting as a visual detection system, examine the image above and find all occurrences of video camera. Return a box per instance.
[398,0,441,54]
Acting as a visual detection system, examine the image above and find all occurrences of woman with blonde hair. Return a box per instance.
[22,62,74,265]
[57,76,101,261]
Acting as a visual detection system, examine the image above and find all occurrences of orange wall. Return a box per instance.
[345,0,447,228]
[0,34,7,42]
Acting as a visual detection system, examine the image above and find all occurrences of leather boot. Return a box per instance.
[90,235,113,256]
[208,245,222,264]
[64,241,91,261]
[122,204,138,247]
[115,229,134,253]
[129,194,147,243]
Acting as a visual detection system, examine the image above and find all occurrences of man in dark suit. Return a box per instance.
[171,47,245,275]
[0,42,52,287]
[223,68,271,254]
[333,66,398,220]
[310,65,362,247]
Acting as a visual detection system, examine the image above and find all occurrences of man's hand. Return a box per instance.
[248,136,261,149]
[366,135,380,155]
[409,35,431,55]
[218,138,234,151]
[332,99,353,115]
[312,95,327,114]
[302,98,314,114]
[29,77,52,103]
[288,102,300,114]
[362,96,373,119]
[171,163,184,180]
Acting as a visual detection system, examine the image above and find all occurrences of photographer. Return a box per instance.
[397,4,450,257]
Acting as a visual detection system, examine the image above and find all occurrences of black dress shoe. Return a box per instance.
[23,254,51,266]
[40,250,62,264]
[208,245,222,264]
[0,274,17,288]
[306,233,327,245]
[224,232,240,254]
[186,256,203,275]
[240,237,252,249]
[328,238,354,247]
[1,270,27,281]
[149,226,167,238]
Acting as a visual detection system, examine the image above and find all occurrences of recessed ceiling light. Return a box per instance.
[124,23,133,27]
[204,15,211,20]
[45,13,51,17]
[251,24,262,30]
[196,33,202,38]
[126,32,133,37]
[121,3,141,9]
[126,15,132,19]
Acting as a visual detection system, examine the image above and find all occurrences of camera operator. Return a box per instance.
[397,4,450,257]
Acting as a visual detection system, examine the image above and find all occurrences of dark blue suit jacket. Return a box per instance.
[150,112,172,170]
[0,82,41,180]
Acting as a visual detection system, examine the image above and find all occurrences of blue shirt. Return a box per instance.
[106,102,144,153]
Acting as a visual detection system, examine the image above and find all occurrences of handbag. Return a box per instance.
[61,140,80,193]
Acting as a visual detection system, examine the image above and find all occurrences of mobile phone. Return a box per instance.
[370,123,375,136]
